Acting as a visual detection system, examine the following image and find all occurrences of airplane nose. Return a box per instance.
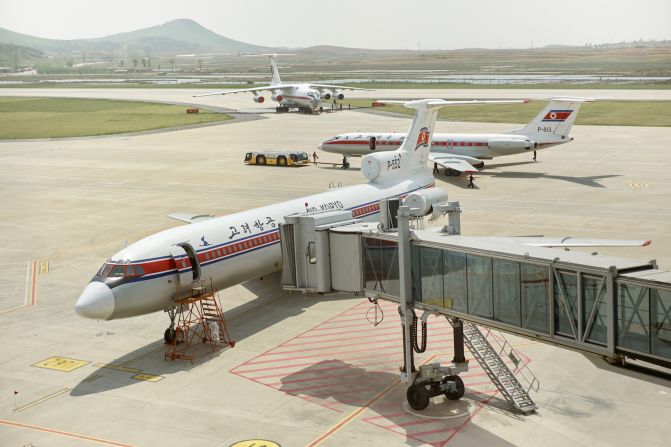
[75,282,115,320]
[316,143,323,150]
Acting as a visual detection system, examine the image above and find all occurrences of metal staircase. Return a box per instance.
[457,320,539,413]
[165,280,234,362]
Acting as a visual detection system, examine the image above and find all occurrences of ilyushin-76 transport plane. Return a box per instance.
[318,98,589,173]
[194,54,367,113]
[75,98,530,338]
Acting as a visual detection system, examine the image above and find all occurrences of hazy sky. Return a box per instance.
[1,0,669,50]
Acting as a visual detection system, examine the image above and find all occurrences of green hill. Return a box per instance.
[0,19,265,56]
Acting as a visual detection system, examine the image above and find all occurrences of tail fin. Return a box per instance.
[269,55,282,86]
[508,98,590,143]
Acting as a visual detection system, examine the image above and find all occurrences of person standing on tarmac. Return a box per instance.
[312,151,318,165]
[467,174,475,188]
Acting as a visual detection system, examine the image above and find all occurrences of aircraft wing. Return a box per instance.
[193,85,287,97]
[512,237,652,248]
[429,153,478,173]
[309,83,370,91]
[168,213,215,224]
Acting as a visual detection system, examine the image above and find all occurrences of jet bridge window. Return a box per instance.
[520,264,550,334]
[554,271,578,339]
[583,275,608,346]
[652,288,671,359]
[617,283,650,352]
[493,259,521,326]
[467,254,493,318]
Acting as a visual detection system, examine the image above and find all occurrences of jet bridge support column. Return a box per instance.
[397,206,416,380]
[397,205,468,411]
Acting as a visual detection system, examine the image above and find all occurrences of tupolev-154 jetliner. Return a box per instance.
[75,98,526,339]
[318,98,589,173]
[194,54,367,114]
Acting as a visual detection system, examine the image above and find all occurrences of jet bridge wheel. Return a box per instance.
[407,383,430,411]
[443,375,465,400]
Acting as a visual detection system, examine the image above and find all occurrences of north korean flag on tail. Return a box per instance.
[542,110,573,122]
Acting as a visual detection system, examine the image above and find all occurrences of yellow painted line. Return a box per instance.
[33,357,89,372]
[131,373,163,382]
[14,387,71,413]
[39,259,49,274]
[94,363,141,373]
[306,355,437,447]
[0,418,136,447]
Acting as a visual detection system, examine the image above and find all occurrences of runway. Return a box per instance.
[0,88,669,446]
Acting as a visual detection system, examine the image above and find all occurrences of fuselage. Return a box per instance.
[319,132,563,159]
[76,174,434,320]
[274,84,321,110]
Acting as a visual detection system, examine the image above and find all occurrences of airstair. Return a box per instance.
[165,279,235,362]
[457,320,539,413]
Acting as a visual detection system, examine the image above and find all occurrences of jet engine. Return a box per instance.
[487,139,537,152]
[253,94,265,103]
[403,187,448,216]
[272,93,284,102]
[322,93,332,100]
[361,152,405,182]
[336,93,345,100]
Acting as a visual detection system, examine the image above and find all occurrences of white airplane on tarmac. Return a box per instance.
[194,54,367,114]
[75,98,529,339]
[318,98,589,173]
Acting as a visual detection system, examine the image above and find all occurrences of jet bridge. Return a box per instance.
[279,204,671,413]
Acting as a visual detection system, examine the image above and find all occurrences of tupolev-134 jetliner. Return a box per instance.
[75,98,525,339]
[319,98,589,174]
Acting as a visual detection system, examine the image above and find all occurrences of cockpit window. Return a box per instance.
[109,266,126,278]
[96,263,145,280]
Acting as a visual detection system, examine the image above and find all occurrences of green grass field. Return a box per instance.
[0,97,232,139]
[343,99,671,127]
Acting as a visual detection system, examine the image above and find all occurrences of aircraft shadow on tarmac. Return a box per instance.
[435,160,620,189]
[70,281,350,397]
[278,360,517,446]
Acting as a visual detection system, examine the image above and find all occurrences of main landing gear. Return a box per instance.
[275,106,290,113]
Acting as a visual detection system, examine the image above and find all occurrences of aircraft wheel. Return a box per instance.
[278,156,287,166]
[407,384,430,410]
[164,327,175,344]
[257,155,267,165]
[443,375,465,400]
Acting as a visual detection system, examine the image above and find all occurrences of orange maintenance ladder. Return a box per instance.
[165,279,235,363]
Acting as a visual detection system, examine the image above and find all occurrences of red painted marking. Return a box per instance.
[0,418,135,447]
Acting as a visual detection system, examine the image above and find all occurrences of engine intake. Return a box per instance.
[403,187,448,216]
[253,95,265,103]
[361,152,405,182]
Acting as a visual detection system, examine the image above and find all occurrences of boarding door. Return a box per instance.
[169,243,201,290]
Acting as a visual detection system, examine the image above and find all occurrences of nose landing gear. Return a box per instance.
[164,306,177,343]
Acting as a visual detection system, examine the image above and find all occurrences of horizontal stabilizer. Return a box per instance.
[429,154,478,173]
[168,213,215,224]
